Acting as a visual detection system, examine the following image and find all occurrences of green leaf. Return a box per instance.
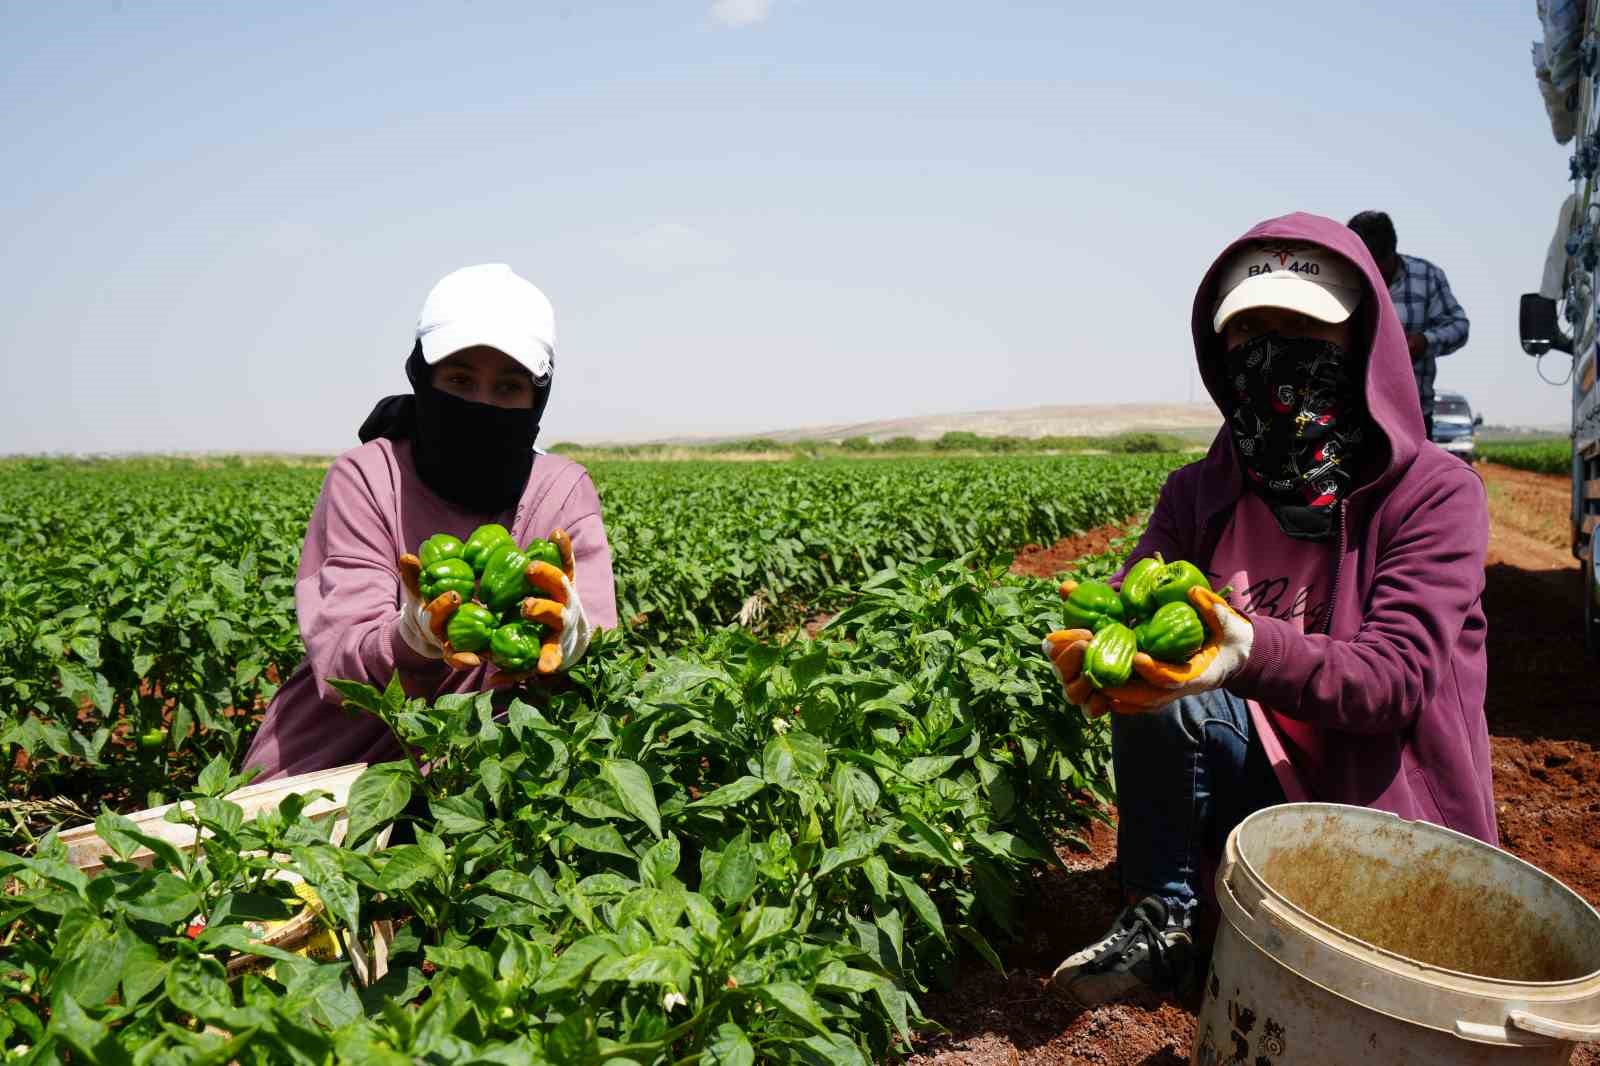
[533,935,619,996]
[591,945,693,988]
[955,924,1006,975]
[195,753,232,796]
[561,822,634,859]
[899,754,960,783]
[704,1022,756,1066]
[893,872,947,944]
[119,935,165,1006]
[739,905,792,950]
[327,679,383,713]
[816,825,890,879]
[430,794,488,835]
[898,810,963,868]
[638,834,681,886]
[708,829,757,906]
[344,761,413,846]
[48,993,131,1066]
[294,846,361,936]
[684,775,766,809]
[600,758,662,839]
[53,923,126,1007]
[121,873,201,925]
[753,981,829,1036]
[762,730,829,792]
[863,855,890,900]
[970,829,1052,864]
[195,923,305,964]
[378,845,443,893]
[206,618,233,652]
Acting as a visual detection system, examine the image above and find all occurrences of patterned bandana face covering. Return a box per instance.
[1223,333,1369,541]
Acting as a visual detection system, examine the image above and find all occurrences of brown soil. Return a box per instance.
[911,462,1600,1066]
[1009,519,1141,581]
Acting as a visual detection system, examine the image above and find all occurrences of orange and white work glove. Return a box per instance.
[512,528,593,676]
[395,554,461,661]
[1044,585,1253,716]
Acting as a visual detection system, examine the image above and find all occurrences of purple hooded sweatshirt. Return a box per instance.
[242,438,618,782]
[1122,212,1495,844]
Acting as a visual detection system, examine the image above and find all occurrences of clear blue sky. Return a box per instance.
[0,1,1576,452]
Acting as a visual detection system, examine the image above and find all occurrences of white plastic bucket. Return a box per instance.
[1193,803,1600,1064]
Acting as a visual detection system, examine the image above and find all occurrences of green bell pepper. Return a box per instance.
[490,621,545,672]
[480,542,533,613]
[1149,560,1212,609]
[419,558,476,603]
[418,533,465,568]
[462,524,516,575]
[1083,622,1137,690]
[446,602,498,653]
[1135,602,1205,663]
[1119,555,1165,619]
[1061,580,1127,632]
[524,537,563,570]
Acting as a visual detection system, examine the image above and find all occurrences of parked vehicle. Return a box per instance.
[1430,390,1483,461]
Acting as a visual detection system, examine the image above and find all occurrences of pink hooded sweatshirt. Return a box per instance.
[1122,213,1496,844]
[241,438,617,782]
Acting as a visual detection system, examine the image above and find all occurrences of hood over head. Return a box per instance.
[1191,212,1426,501]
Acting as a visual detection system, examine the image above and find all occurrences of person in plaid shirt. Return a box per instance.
[1346,211,1470,438]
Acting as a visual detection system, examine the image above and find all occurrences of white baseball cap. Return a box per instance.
[416,263,556,379]
[1211,242,1364,333]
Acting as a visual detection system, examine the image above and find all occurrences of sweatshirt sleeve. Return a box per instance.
[555,472,619,629]
[1227,469,1487,735]
[1422,265,1470,358]
[296,457,444,704]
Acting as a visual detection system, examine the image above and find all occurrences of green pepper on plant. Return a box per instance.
[1135,601,1206,663]
[1149,560,1212,609]
[462,524,516,575]
[490,621,546,673]
[445,602,498,653]
[1060,580,1127,633]
[419,558,476,604]
[418,533,465,568]
[1083,622,1137,690]
[480,542,534,613]
[1118,555,1164,619]
[523,537,563,570]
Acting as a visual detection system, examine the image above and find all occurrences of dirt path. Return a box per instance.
[911,462,1600,1065]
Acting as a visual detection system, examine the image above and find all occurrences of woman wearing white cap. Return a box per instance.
[1044,214,1491,1007]
[242,264,617,782]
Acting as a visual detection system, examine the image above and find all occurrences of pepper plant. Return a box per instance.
[2,556,1110,1063]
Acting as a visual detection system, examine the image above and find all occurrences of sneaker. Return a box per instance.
[1049,895,1194,1007]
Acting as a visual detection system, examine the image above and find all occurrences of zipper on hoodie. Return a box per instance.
[1322,501,1348,635]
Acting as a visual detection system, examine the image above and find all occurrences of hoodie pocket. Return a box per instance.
[1407,764,1446,827]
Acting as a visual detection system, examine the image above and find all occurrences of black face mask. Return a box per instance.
[1223,333,1369,541]
[358,345,549,515]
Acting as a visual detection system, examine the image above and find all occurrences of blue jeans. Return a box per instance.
[1111,688,1284,925]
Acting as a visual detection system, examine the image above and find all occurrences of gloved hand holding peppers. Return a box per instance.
[395,523,589,677]
[1042,555,1254,716]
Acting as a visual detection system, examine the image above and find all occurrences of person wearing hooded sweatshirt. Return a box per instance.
[242,264,618,782]
[1043,214,1492,1007]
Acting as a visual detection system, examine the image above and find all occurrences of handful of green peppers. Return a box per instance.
[1071,554,1216,690]
[407,523,563,672]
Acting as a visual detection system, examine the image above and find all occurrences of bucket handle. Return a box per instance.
[1509,1012,1600,1043]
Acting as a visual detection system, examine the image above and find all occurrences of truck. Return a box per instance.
[1519,1,1600,654]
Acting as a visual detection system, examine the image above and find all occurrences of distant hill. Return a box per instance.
[646,403,1226,446]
